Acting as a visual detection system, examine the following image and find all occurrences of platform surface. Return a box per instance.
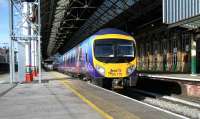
[0,73,15,98]
[0,73,10,83]
[0,72,103,119]
[0,72,186,119]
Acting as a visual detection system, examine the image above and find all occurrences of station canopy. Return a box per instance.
[163,0,200,29]
[41,0,139,58]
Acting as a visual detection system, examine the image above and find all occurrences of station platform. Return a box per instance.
[0,73,10,83]
[139,73,200,98]
[0,72,103,119]
[138,73,200,82]
[0,72,187,119]
[0,73,16,98]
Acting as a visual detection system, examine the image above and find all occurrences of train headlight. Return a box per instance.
[95,65,105,76]
[127,65,136,75]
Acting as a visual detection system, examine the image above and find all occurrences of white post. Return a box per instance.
[9,0,14,84]
[22,2,32,82]
[38,0,42,83]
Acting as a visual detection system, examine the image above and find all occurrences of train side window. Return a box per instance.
[71,54,74,64]
[76,51,78,62]
[70,54,72,64]
[64,55,66,65]
[66,55,68,65]
[78,48,82,62]
[74,53,76,63]
[65,54,68,65]
[73,53,75,64]
[68,54,69,64]
[63,56,65,64]
[71,54,73,64]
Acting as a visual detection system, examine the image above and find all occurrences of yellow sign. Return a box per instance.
[108,69,123,77]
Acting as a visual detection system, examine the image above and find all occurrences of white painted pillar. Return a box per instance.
[30,11,36,77]
[22,2,32,82]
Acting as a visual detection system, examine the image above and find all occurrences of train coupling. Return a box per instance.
[112,78,123,89]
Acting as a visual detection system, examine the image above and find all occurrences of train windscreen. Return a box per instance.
[94,44,114,58]
[117,44,134,57]
[94,39,135,63]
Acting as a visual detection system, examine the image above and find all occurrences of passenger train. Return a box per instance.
[56,28,137,89]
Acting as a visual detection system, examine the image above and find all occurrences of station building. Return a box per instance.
[0,48,8,63]
[136,24,200,74]
[103,0,200,74]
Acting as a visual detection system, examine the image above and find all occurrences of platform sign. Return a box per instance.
[185,45,189,52]
[173,48,177,53]
[21,0,35,2]
[163,0,200,29]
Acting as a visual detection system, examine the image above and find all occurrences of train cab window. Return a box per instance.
[94,44,114,58]
[94,39,135,63]
[117,44,134,57]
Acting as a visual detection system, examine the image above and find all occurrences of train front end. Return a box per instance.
[92,33,137,88]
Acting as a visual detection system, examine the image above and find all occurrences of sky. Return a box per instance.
[0,0,9,48]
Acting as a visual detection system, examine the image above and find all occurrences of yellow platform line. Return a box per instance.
[53,73,113,119]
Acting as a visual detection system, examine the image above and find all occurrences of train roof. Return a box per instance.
[94,28,130,36]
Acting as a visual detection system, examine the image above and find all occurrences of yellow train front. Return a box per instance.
[90,28,137,89]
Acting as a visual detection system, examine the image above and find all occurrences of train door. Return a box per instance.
[80,47,87,74]
[84,45,89,72]
[78,48,82,67]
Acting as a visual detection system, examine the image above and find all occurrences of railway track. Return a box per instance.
[89,82,200,119]
[124,88,200,119]
[127,88,200,108]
